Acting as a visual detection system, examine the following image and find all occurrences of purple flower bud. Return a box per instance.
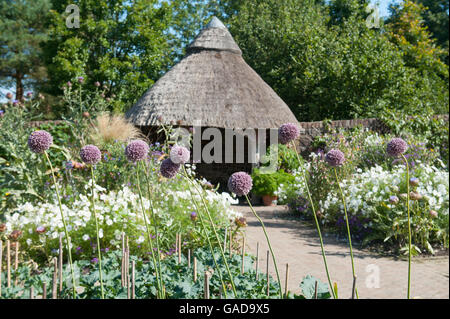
[160,158,180,178]
[429,210,438,218]
[67,81,72,87]
[26,92,33,98]
[27,130,53,153]
[170,145,190,164]
[409,191,422,201]
[94,81,101,87]
[6,92,13,99]
[409,177,419,187]
[80,145,101,165]
[78,76,84,83]
[91,257,99,263]
[190,212,198,221]
[228,172,253,196]
[387,138,408,157]
[389,195,399,205]
[125,140,149,162]
[325,149,345,167]
[12,100,19,106]
[36,226,46,234]
[278,123,300,144]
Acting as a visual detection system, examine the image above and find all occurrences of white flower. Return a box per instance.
[82,234,90,241]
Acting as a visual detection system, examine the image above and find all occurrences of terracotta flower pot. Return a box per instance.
[262,195,278,206]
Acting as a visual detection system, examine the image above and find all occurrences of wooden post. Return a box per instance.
[193,257,197,282]
[351,275,357,299]
[0,240,3,297]
[14,242,19,286]
[178,234,182,264]
[131,261,136,299]
[59,235,63,292]
[266,250,270,297]
[42,282,47,299]
[284,264,289,298]
[6,240,11,288]
[52,258,58,299]
[255,242,259,280]
[204,272,210,299]
[314,280,318,299]
[241,236,245,274]
[187,249,191,268]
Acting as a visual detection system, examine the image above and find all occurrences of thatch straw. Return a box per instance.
[126,17,297,129]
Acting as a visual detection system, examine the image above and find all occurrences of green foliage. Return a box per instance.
[251,168,294,196]
[299,275,331,299]
[42,0,175,112]
[0,0,51,100]
[0,247,308,299]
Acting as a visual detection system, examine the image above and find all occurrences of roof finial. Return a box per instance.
[206,16,227,29]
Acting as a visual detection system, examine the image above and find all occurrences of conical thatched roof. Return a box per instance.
[126,17,298,129]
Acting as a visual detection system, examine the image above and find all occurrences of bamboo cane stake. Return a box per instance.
[229,230,232,256]
[223,228,227,252]
[42,282,47,299]
[204,272,210,299]
[266,250,270,297]
[255,242,259,280]
[59,235,63,292]
[121,232,125,287]
[284,264,289,298]
[241,236,245,274]
[52,257,58,299]
[314,280,318,299]
[30,286,34,299]
[0,240,3,297]
[6,240,11,288]
[193,257,197,282]
[178,234,182,264]
[14,242,19,286]
[126,237,130,299]
[188,249,191,268]
[175,233,179,260]
[131,261,136,299]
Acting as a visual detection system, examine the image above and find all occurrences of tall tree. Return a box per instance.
[0,0,51,101]
[42,0,176,112]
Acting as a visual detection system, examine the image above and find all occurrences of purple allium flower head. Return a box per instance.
[125,140,149,162]
[94,81,101,87]
[91,257,99,263]
[389,195,399,205]
[170,145,190,164]
[429,210,438,218]
[80,145,101,165]
[12,100,19,106]
[0,110,4,117]
[160,158,180,178]
[228,172,253,196]
[26,91,33,98]
[78,76,84,83]
[67,81,72,87]
[409,177,419,187]
[27,130,53,153]
[278,123,300,144]
[6,92,13,100]
[325,149,345,167]
[387,138,408,157]
[190,212,197,221]
[36,226,46,234]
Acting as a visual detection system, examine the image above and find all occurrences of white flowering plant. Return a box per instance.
[3,165,241,263]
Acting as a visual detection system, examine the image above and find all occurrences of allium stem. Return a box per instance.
[244,195,283,299]
[141,161,164,299]
[333,167,358,299]
[181,167,231,298]
[135,164,163,299]
[401,154,412,299]
[291,142,336,298]
[43,151,77,299]
[90,166,105,299]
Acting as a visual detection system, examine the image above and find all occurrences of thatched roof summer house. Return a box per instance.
[126,17,298,187]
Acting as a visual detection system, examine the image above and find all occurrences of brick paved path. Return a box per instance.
[236,205,449,299]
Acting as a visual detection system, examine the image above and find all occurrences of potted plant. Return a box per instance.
[251,168,294,206]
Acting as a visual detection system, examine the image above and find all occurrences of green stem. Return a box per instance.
[43,151,77,299]
[181,167,230,298]
[135,163,162,299]
[401,154,412,299]
[141,161,164,299]
[90,166,105,299]
[291,143,336,299]
[244,195,283,299]
[333,167,358,299]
